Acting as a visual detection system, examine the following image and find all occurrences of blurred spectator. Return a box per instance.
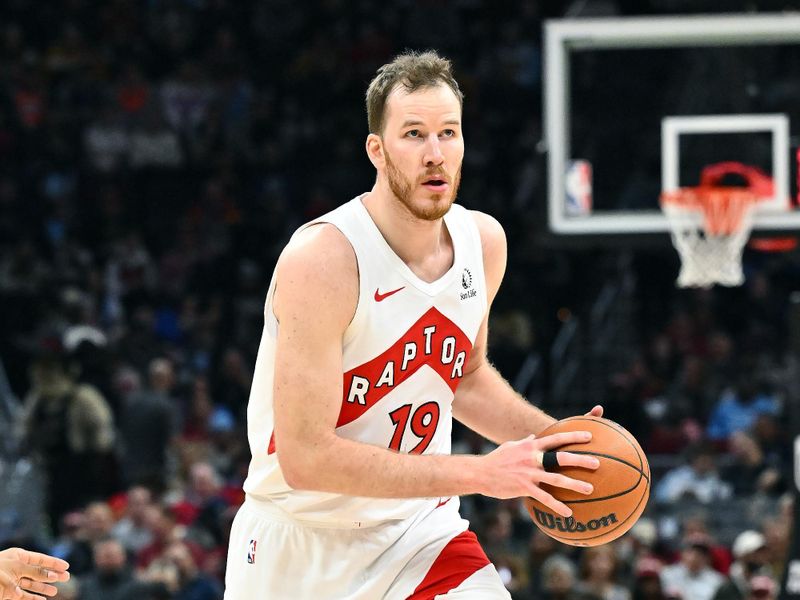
[161,62,215,135]
[136,503,203,573]
[706,375,780,442]
[105,232,157,309]
[46,23,88,73]
[63,501,116,576]
[751,415,791,472]
[761,520,791,583]
[51,511,86,564]
[173,462,228,546]
[180,375,216,442]
[713,530,771,600]
[80,537,160,600]
[142,540,221,600]
[119,358,180,490]
[129,108,184,169]
[679,512,733,576]
[212,347,252,420]
[654,443,732,505]
[62,323,115,412]
[11,70,46,130]
[116,64,151,116]
[721,431,786,497]
[745,575,777,600]
[527,526,562,596]
[621,518,662,567]
[53,578,81,600]
[166,540,222,600]
[631,556,667,600]
[539,554,601,600]
[112,486,155,554]
[0,239,50,294]
[660,535,724,600]
[576,544,631,600]
[482,507,519,560]
[84,106,130,173]
[20,343,116,531]
[492,551,529,597]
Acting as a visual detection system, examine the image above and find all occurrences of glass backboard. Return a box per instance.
[545,13,800,235]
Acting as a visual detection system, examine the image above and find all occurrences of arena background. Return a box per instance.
[0,1,798,598]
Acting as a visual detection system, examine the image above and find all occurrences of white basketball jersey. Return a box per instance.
[242,195,487,526]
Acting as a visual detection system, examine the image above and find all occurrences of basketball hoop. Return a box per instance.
[660,186,763,288]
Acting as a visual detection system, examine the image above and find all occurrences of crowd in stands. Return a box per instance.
[0,1,798,599]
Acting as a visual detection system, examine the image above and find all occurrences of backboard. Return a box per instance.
[545,13,800,236]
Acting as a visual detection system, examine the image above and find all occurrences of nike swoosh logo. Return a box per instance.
[435,497,452,509]
[374,286,405,302]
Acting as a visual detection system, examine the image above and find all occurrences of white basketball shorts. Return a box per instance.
[224,495,510,599]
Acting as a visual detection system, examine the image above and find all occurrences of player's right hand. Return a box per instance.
[478,432,600,517]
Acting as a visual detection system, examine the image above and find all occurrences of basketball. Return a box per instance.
[524,416,650,547]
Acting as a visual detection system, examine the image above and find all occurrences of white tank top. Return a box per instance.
[242,195,488,527]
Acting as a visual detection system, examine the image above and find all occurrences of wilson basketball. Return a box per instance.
[524,416,650,547]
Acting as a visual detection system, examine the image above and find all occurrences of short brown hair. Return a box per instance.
[366,50,464,135]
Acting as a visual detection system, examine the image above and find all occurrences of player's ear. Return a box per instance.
[366,133,385,169]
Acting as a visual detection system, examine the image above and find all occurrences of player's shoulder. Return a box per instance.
[467,210,507,297]
[468,209,507,258]
[280,222,357,275]
[274,223,358,319]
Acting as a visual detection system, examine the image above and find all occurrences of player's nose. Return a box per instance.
[423,134,444,167]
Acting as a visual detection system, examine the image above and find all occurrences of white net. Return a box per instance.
[661,190,758,288]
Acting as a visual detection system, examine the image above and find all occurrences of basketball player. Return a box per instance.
[225,51,602,599]
[0,547,70,599]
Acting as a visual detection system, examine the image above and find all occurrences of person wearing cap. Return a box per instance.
[660,534,724,600]
[0,547,70,599]
[712,530,771,600]
[18,337,116,533]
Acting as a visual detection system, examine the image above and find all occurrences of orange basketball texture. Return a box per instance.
[524,416,650,547]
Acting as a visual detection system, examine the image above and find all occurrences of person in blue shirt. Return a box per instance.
[706,376,779,442]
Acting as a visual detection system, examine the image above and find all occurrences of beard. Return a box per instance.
[384,150,461,221]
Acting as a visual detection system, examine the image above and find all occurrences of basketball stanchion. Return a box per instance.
[779,436,800,598]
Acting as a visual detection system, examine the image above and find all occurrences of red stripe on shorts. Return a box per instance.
[406,530,491,600]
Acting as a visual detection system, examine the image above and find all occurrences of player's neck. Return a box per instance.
[362,186,453,282]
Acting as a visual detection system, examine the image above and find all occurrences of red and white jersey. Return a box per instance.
[243,195,488,527]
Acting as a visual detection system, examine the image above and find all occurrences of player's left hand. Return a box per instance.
[0,547,70,599]
[585,405,603,418]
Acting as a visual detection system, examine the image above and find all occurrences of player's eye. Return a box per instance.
[441,129,456,138]
[405,130,421,138]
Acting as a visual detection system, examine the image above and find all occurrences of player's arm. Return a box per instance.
[271,224,596,514]
[452,212,600,444]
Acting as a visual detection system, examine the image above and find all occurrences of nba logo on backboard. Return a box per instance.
[565,160,592,216]
[247,539,257,564]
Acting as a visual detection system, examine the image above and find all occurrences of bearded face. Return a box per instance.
[384,147,461,221]
[372,84,465,221]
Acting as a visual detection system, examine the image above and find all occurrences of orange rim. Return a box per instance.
[748,237,799,252]
[660,186,761,236]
